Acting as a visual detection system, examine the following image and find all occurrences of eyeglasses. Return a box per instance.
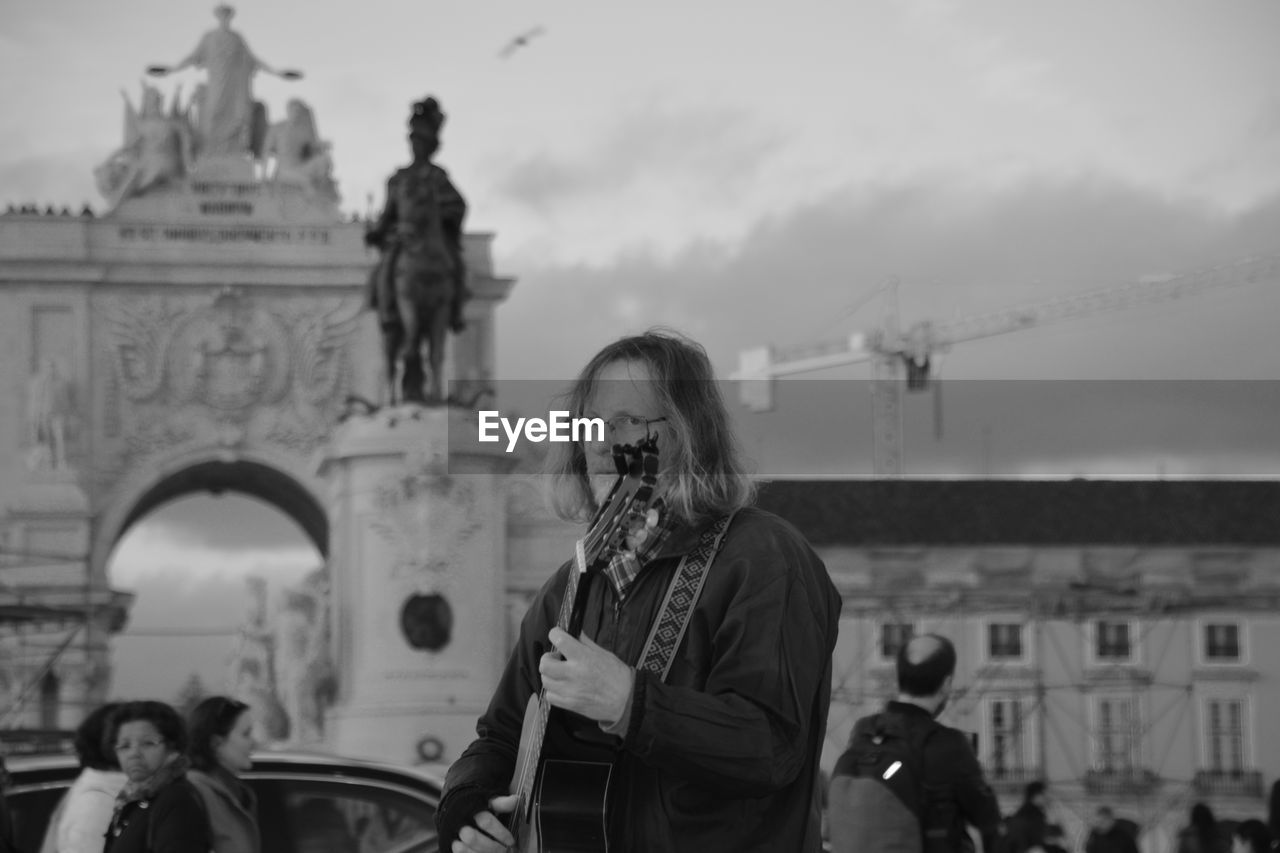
[114,738,166,752]
[602,415,668,437]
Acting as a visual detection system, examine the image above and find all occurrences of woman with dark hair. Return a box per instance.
[39,702,126,853]
[186,696,260,853]
[1177,802,1229,853]
[103,700,210,853]
[1231,819,1274,853]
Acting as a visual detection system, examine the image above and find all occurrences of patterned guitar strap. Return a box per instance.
[635,511,738,680]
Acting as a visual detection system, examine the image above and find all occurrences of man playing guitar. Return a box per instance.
[437,329,841,853]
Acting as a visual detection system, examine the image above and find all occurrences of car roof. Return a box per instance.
[4,749,446,792]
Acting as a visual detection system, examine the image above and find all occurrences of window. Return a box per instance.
[1205,699,1246,774]
[1094,621,1132,661]
[1203,623,1242,662]
[987,623,1024,660]
[987,697,1033,778]
[880,622,914,660]
[280,781,437,853]
[1095,697,1139,773]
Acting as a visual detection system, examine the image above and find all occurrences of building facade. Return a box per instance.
[756,479,1280,849]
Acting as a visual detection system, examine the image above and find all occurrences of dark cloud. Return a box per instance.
[498,174,1280,379]
[492,174,1280,477]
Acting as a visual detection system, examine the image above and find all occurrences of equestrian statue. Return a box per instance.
[365,96,470,405]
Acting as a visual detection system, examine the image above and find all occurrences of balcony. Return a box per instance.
[986,767,1043,794]
[1083,768,1161,796]
[1193,770,1264,798]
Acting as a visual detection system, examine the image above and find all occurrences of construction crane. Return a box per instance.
[731,254,1280,477]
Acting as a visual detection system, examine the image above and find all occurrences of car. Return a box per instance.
[4,750,444,853]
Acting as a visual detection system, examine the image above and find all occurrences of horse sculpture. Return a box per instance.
[366,231,457,405]
[365,97,468,406]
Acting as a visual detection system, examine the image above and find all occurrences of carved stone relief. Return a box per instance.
[368,455,484,594]
[96,288,362,492]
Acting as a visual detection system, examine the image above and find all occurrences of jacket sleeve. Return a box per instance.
[57,788,117,853]
[151,783,212,853]
[435,563,570,848]
[619,514,840,796]
[941,732,1003,852]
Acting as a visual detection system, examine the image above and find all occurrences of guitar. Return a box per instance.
[507,436,661,853]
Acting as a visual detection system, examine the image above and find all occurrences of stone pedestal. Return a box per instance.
[320,405,514,765]
[2,472,124,726]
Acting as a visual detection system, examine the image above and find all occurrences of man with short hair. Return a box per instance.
[435,329,842,852]
[830,634,1002,853]
[1085,806,1139,853]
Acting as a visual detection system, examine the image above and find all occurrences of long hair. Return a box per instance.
[187,695,251,772]
[546,328,755,524]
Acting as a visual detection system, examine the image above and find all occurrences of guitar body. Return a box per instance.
[511,687,613,853]
[536,760,612,852]
[507,438,660,853]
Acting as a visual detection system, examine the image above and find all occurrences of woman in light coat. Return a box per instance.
[40,702,125,853]
[186,697,260,853]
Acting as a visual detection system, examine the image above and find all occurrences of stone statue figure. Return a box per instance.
[364,96,470,405]
[148,4,302,159]
[25,359,74,471]
[93,85,193,210]
[272,569,336,745]
[228,576,289,743]
[262,98,338,201]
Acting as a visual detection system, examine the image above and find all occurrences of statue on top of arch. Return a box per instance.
[95,5,341,209]
[148,4,303,163]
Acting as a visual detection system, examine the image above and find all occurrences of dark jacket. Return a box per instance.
[103,776,210,853]
[1176,827,1230,853]
[0,792,17,853]
[436,507,842,853]
[1005,801,1051,853]
[188,768,260,853]
[1087,825,1140,853]
[840,701,1003,852]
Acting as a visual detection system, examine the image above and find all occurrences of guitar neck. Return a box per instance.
[558,538,592,636]
[509,437,659,847]
[510,536,591,836]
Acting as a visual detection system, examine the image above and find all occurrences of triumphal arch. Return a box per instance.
[0,17,536,765]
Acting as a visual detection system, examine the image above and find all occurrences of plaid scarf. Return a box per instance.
[110,753,190,825]
[601,501,677,601]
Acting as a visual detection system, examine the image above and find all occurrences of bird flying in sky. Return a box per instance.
[498,26,546,59]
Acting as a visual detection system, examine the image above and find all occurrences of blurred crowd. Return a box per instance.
[995,778,1279,852]
[0,695,262,853]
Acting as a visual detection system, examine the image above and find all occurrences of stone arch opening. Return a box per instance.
[104,459,330,741]
[114,459,327,557]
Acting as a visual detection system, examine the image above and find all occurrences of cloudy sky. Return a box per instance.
[5,0,1280,698]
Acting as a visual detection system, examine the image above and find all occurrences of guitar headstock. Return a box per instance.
[584,435,660,570]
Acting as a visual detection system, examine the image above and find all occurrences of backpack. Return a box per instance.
[828,711,947,853]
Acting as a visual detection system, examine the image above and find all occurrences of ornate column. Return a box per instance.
[319,406,514,765]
